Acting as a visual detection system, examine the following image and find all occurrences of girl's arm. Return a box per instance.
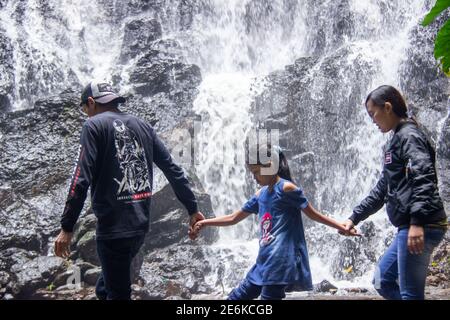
[195,210,251,229]
[302,204,360,236]
[283,182,360,236]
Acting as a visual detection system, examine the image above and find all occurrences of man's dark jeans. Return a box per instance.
[95,234,145,300]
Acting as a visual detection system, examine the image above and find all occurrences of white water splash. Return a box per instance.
[0,0,122,110]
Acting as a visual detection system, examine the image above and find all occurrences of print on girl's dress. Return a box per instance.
[260,212,275,246]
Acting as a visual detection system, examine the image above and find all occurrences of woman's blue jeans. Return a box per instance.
[373,227,445,300]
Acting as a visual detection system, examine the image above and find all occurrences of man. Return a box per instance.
[54,81,204,300]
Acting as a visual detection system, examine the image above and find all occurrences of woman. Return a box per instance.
[343,85,448,300]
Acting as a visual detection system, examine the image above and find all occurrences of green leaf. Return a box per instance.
[434,18,450,75]
[422,0,450,26]
[47,283,55,291]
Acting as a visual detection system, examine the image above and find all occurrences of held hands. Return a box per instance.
[338,219,362,237]
[189,219,207,240]
[54,229,73,258]
[188,211,205,240]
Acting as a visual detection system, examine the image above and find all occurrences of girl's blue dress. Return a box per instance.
[241,178,313,290]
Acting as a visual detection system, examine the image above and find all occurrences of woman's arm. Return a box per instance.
[349,174,387,225]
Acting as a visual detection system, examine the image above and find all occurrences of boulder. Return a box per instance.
[313,280,338,293]
[10,256,66,298]
[145,178,219,250]
[76,231,99,266]
[139,243,254,298]
[83,268,102,286]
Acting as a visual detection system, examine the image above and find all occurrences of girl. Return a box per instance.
[193,145,359,300]
[342,85,447,300]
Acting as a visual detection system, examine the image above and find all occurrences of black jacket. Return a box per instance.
[61,111,198,239]
[350,121,447,228]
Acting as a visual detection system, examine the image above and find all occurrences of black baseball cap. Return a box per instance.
[80,81,126,106]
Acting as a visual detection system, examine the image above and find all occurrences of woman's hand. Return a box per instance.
[408,225,425,255]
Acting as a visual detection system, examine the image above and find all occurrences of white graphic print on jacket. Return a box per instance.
[112,119,151,200]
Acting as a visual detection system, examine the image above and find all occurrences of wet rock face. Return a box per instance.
[0,90,83,257]
[304,0,354,56]
[437,115,450,214]
[0,30,13,112]
[399,12,450,210]
[120,18,162,62]
[0,90,82,197]
[95,0,206,31]
[400,13,450,139]
[124,38,202,132]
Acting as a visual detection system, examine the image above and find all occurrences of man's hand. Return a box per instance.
[54,229,73,258]
[342,219,355,232]
[338,219,362,237]
[408,225,425,255]
[189,212,205,240]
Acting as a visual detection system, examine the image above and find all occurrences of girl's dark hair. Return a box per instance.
[365,85,418,125]
[277,150,293,182]
[246,143,294,182]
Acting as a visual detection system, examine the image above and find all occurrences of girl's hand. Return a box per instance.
[408,225,425,255]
